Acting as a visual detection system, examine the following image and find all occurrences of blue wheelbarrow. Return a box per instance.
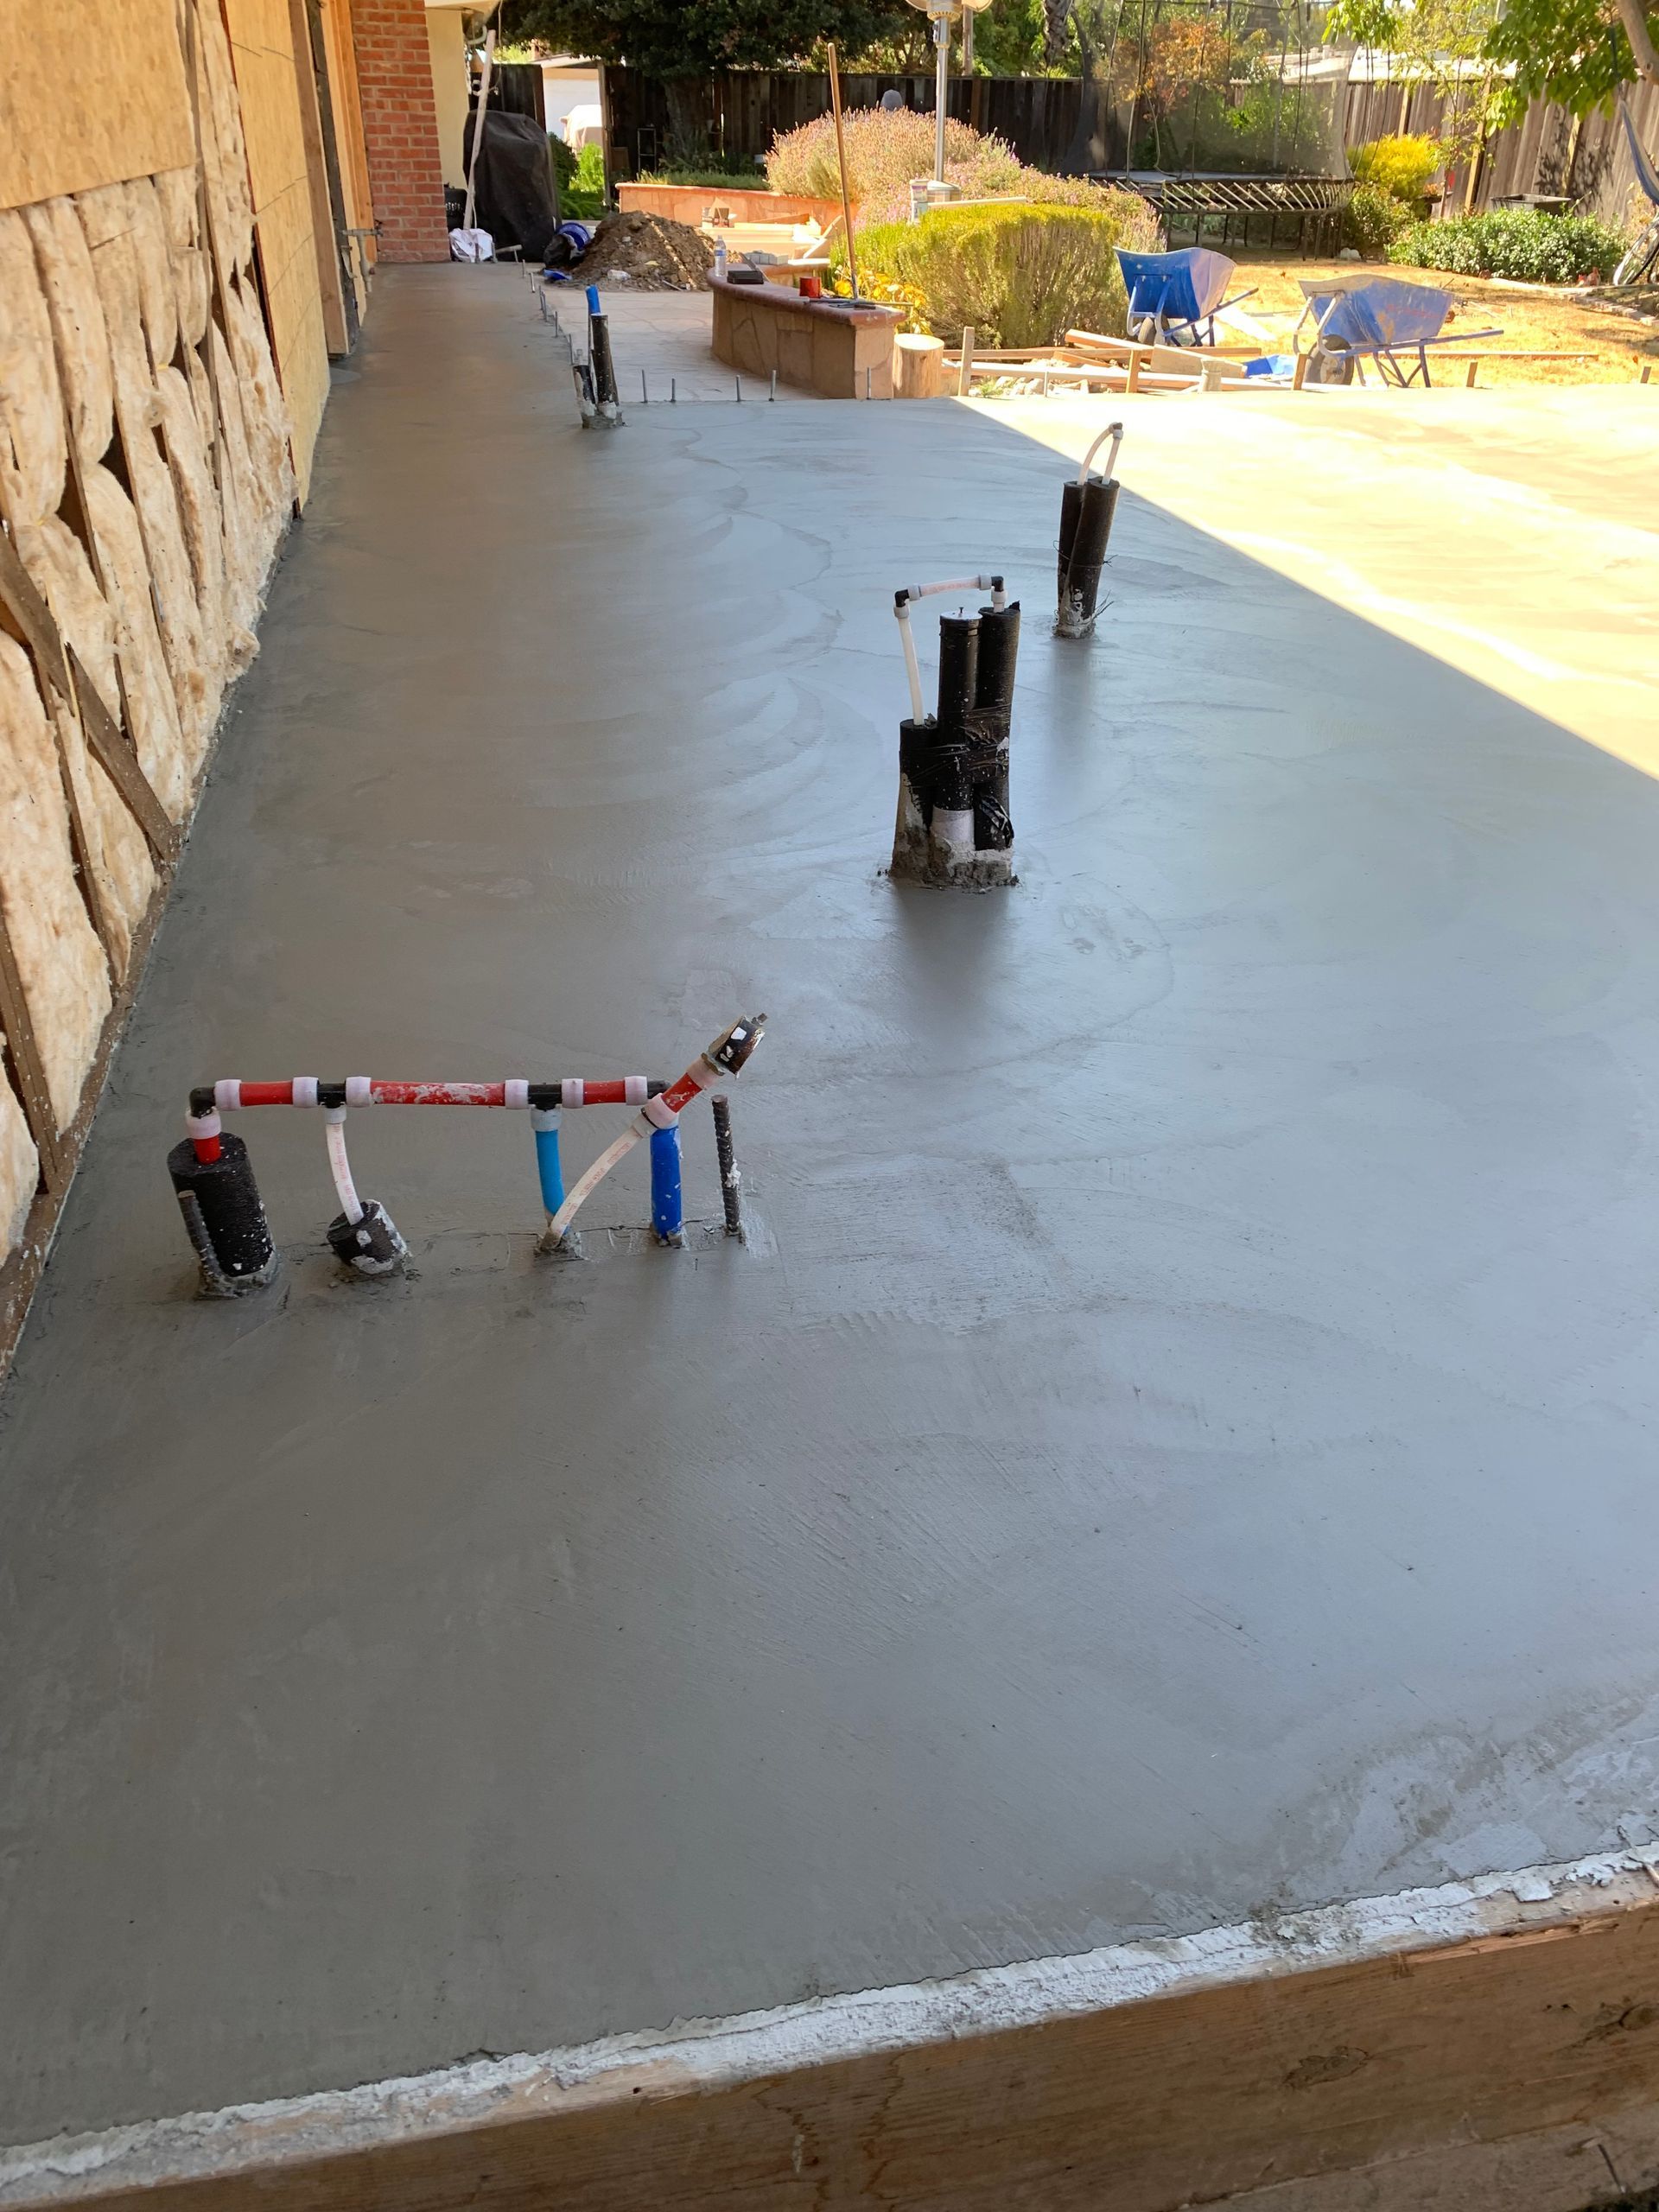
[1296,275,1501,386]
[1115,246,1258,347]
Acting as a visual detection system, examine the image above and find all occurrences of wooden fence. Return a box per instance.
[601,71,1099,181]
[1344,73,1659,228]
[601,63,1656,235]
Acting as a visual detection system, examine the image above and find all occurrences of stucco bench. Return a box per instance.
[709,274,902,399]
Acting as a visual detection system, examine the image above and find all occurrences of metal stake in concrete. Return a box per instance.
[735,377,743,403]
[770,371,778,402]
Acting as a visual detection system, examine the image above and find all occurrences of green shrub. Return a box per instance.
[637,160,765,186]
[559,141,607,220]
[1343,181,1414,257]
[768,106,1024,223]
[766,105,1159,251]
[840,201,1135,347]
[1388,207,1628,283]
[1349,134,1441,204]
[550,136,577,194]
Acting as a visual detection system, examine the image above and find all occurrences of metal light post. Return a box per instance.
[905,0,995,193]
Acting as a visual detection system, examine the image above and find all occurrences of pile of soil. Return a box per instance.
[578,212,713,292]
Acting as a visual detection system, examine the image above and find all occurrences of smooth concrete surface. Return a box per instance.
[4,266,1659,2143]
[533,280,821,403]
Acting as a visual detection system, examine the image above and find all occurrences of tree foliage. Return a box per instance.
[1328,0,1659,128]
[1483,0,1650,118]
[497,0,916,76]
[1325,0,1503,169]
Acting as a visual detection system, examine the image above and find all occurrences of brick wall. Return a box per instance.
[351,0,449,263]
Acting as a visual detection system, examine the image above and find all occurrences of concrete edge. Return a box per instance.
[7,1845,1659,2205]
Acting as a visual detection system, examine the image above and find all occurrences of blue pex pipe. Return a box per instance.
[649,1124,683,1244]
[587,283,601,315]
[532,1115,565,1217]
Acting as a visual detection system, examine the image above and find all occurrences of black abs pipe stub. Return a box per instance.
[1057,475,1119,638]
[899,715,933,810]
[327,1199,408,1277]
[168,1134,276,1290]
[972,602,1020,853]
[589,311,620,413]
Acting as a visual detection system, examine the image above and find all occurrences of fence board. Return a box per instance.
[602,66,1657,232]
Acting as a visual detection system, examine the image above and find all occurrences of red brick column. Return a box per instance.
[351,0,450,264]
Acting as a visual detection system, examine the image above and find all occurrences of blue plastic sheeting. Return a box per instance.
[1243,353,1296,378]
[1316,279,1452,353]
[1116,246,1237,326]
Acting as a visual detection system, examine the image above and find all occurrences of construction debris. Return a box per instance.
[576,212,712,292]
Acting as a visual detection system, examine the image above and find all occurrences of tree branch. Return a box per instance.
[1613,0,1659,86]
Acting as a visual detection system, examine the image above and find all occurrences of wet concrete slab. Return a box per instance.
[5,265,1659,2143]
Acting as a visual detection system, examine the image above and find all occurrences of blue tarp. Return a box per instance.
[1314,279,1452,353]
[1116,246,1237,327]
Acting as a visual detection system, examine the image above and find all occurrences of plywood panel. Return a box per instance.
[288,0,350,353]
[0,0,195,212]
[223,0,330,499]
[318,0,375,322]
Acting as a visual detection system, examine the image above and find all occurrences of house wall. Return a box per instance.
[352,0,449,258]
[225,0,333,496]
[427,10,470,190]
[0,0,376,1371]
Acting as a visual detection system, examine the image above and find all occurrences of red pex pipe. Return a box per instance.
[203,1079,660,1109]
[368,1084,508,1106]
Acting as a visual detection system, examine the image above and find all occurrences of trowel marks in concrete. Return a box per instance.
[5,269,1659,2142]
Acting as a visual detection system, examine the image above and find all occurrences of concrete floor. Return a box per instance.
[534,277,820,402]
[5,265,1659,2146]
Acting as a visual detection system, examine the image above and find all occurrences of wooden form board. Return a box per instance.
[0,0,196,211]
[224,0,331,500]
[288,0,351,355]
[9,1855,1659,2211]
[317,0,376,321]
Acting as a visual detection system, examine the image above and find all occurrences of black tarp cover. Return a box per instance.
[461,108,560,260]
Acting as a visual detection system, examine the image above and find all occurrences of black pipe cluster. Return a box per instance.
[1056,474,1119,638]
[168,1135,276,1297]
[892,595,1021,890]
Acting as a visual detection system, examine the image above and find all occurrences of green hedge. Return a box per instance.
[1343,181,1414,258]
[1389,207,1627,284]
[843,202,1133,349]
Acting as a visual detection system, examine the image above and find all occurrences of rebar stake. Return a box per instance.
[711,1094,743,1237]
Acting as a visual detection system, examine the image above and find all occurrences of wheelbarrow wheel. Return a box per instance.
[1306,342,1355,387]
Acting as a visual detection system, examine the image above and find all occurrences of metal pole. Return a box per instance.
[827,42,860,302]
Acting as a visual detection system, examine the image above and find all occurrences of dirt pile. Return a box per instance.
[578,213,713,292]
